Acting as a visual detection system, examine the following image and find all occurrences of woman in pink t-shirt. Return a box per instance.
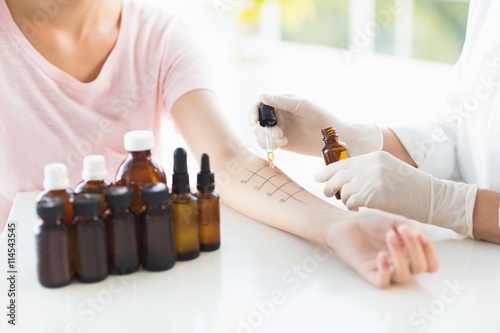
[0,0,438,288]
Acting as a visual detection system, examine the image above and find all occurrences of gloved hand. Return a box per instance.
[249,94,383,156]
[314,151,478,237]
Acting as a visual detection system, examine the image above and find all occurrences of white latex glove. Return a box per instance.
[314,151,478,238]
[249,94,383,157]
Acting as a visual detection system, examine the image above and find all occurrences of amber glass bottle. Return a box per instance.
[195,154,220,252]
[34,197,72,288]
[72,193,108,283]
[115,130,167,215]
[75,155,112,216]
[36,163,75,224]
[140,183,176,271]
[104,186,140,275]
[321,127,350,199]
[171,148,200,261]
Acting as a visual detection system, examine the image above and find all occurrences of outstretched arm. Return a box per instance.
[170,89,438,288]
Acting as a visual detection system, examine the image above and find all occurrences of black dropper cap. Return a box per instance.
[73,193,101,218]
[104,186,133,209]
[258,103,278,128]
[36,197,64,222]
[197,153,215,193]
[172,148,190,193]
[141,183,170,206]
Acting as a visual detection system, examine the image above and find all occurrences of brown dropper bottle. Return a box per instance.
[140,183,176,271]
[115,130,167,215]
[195,153,220,252]
[34,197,72,288]
[321,127,350,199]
[171,148,200,261]
[75,155,112,216]
[36,163,75,224]
[72,193,108,283]
[103,186,140,275]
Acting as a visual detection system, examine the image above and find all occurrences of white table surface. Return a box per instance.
[1,192,500,333]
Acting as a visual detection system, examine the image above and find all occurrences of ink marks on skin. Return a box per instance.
[240,165,306,205]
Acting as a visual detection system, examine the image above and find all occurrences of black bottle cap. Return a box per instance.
[258,103,278,128]
[104,186,133,209]
[172,147,190,193]
[141,183,170,205]
[36,197,64,221]
[197,153,215,193]
[73,193,101,218]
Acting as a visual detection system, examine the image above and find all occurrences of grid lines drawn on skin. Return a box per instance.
[241,165,306,204]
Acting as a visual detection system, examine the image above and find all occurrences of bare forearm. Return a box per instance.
[472,189,500,243]
[212,152,349,245]
[171,89,348,246]
[382,127,417,167]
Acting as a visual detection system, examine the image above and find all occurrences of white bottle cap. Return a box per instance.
[124,130,155,152]
[43,163,70,190]
[82,155,107,181]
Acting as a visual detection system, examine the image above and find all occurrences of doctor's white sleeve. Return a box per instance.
[389,121,459,180]
[389,55,462,180]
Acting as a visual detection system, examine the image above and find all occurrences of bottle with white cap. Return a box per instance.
[75,155,112,215]
[115,130,167,215]
[36,163,75,224]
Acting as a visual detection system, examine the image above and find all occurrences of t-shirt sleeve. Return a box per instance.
[160,19,215,115]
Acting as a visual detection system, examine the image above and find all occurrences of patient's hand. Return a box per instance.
[326,209,439,289]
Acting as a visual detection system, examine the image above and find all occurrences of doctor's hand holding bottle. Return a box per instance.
[249,94,383,157]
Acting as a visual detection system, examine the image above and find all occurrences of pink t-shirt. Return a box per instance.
[0,0,214,230]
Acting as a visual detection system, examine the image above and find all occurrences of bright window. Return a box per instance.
[280,0,469,63]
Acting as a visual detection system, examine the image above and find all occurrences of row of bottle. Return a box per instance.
[34,130,220,288]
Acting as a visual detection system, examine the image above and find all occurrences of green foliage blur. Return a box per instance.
[280,0,469,63]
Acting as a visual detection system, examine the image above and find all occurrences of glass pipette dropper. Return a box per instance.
[265,126,274,168]
[258,103,278,168]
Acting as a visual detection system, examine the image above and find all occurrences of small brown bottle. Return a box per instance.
[75,155,113,216]
[171,148,200,261]
[115,130,167,215]
[104,186,140,275]
[321,127,350,199]
[72,193,108,283]
[34,197,72,288]
[36,163,75,224]
[195,154,220,252]
[140,183,176,271]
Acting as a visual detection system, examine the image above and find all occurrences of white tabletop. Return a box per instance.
[1,191,500,333]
